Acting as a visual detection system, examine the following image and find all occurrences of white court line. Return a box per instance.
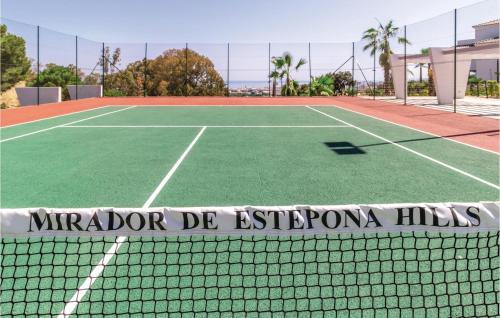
[311,104,499,155]
[306,106,500,190]
[0,106,136,143]
[62,125,351,128]
[0,105,112,129]
[58,126,207,318]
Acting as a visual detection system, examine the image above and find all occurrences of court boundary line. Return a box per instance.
[59,126,208,318]
[0,106,136,143]
[306,106,500,190]
[0,105,113,129]
[311,104,499,155]
[61,125,352,128]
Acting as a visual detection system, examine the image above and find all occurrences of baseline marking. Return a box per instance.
[306,106,500,190]
[0,105,111,129]
[58,126,207,318]
[0,106,136,143]
[61,125,351,128]
[312,104,498,155]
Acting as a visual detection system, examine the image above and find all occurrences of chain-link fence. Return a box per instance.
[1,0,498,109]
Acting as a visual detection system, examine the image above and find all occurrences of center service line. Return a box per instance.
[59,126,207,318]
[306,106,500,190]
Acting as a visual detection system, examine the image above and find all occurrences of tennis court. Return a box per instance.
[1,104,499,317]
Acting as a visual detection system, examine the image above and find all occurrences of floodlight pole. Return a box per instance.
[37,25,40,105]
[404,26,407,105]
[75,35,78,100]
[308,42,312,96]
[144,42,148,97]
[453,9,457,112]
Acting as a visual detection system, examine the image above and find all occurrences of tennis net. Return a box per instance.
[1,203,499,317]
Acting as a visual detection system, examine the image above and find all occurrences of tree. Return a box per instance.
[0,24,32,92]
[271,52,307,96]
[420,48,435,96]
[327,71,355,95]
[27,64,82,100]
[147,48,226,96]
[362,20,410,95]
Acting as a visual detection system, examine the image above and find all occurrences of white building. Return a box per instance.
[458,19,499,81]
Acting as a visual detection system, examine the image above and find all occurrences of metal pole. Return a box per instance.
[144,42,148,97]
[453,9,457,112]
[404,26,407,105]
[268,42,271,97]
[75,35,78,100]
[185,43,188,96]
[102,42,105,95]
[227,43,230,97]
[496,59,499,83]
[352,42,355,94]
[373,49,376,100]
[308,42,312,96]
[37,26,40,105]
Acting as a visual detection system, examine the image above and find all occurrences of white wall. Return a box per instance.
[475,24,499,41]
[473,60,498,80]
[15,87,61,106]
[67,85,103,100]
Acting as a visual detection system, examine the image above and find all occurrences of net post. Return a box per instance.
[453,8,457,112]
[37,25,40,106]
[308,42,312,97]
[75,35,78,100]
[352,42,355,95]
[227,43,230,97]
[185,43,188,97]
[404,25,407,106]
[268,42,271,97]
[144,42,148,97]
[101,42,105,96]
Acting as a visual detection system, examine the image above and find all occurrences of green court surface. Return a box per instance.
[1,105,498,317]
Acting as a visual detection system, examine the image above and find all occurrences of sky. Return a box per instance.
[0,0,490,43]
[1,0,496,83]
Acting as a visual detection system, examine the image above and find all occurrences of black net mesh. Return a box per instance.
[1,232,499,317]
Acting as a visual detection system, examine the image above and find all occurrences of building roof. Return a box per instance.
[473,19,499,28]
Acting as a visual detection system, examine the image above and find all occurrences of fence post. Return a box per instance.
[404,26,407,105]
[75,35,78,100]
[227,43,230,97]
[373,49,376,100]
[37,25,40,105]
[453,9,457,112]
[308,42,312,96]
[352,42,355,95]
[144,42,148,97]
[268,42,271,97]
[102,42,105,96]
[185,43,188,96]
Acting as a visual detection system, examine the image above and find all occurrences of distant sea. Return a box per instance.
[228,80,310,89]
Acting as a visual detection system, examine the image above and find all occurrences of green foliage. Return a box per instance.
[328,71,355,95]
[27,63,82,100]
[309,75,333,96]
[0,24,32,92]
[408,80,429,96]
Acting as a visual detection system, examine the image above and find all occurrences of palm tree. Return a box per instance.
[362,20,410,95]
[310,75,334,96]
[420,48,435,96]
[271,52,307,96]
[270,57,285,96]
